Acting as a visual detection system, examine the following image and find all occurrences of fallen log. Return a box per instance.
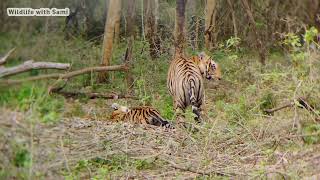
[0,48,15,66]
[0,60,70,78]
[0,64,128,85]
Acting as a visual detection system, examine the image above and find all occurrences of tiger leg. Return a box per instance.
[192,105,202,123]
[149,117,173,128]
[174,99,186,124]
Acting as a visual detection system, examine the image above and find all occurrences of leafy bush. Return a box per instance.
[260,92,277,112]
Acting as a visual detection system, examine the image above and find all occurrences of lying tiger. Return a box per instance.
[167,52,221,122]
[110,103,173,128]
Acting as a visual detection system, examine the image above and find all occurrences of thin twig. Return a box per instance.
[0,48,16,65]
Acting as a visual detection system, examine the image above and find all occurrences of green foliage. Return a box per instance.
[135,79,152,105]
[304,27,318,44]
[66,155,158,178]
[134,159,156,170]
[13,148,31,168]
[215,36,242,61]
[302,123,320,145]
[225,36,241,49]
[282,33,302,48]
[224,96,251,124]
[259,92,276,112]
[0,84,64,123]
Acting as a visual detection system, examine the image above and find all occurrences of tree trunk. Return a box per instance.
[227,0,238,39]
[114,0,122,43]
[175,0,187,56]
[241,0,267,65]
[144,0,161,59]
[205,0,217,49]
[188,0,197,50]
[125,0,136,94]
[98,0,122,83]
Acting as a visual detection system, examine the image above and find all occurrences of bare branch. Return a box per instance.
[264,103,294,114]
[61,64,127,79]
[0,64,128,85]
[0,60,70,78]
[0,48,16,66]
[264,97,319,117]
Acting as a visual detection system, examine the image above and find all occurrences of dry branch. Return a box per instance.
[264,97,319,117]
[0,48,15,66]
[0,64,128,85]
[51,90,137,100]
[264,103,294,114]
[0,60,70,78]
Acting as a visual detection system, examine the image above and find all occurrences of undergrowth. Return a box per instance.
[1,29,320,179]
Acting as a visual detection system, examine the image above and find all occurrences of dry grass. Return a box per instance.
[1,101,320,179]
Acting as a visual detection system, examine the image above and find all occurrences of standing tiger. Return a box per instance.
[167,52,221,122]
[110,103,173,128]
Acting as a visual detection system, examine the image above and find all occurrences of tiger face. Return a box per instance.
[110,103,129,122]
[196,52,222,80]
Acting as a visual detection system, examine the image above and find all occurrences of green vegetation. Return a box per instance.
[1,23,320,180]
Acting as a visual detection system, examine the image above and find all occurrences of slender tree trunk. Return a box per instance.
[125,0,136,93]
[175,0,187,56]
[114,0,122,43]
[227,0,238,39]
[98,0,122,83]
[196,18,200,49]
[205,0,217,49]
[188,0,197,50]
[141,0,146,40]
[241,0,267,65]
[144,0,160,59]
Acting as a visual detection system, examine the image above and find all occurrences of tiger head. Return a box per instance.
[110,103,129,121]
[195,52,222,80]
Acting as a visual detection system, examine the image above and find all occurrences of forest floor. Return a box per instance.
[1,33,320,179]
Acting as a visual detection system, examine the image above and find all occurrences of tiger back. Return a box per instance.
[167,54,204,111]
[167,52,221,122]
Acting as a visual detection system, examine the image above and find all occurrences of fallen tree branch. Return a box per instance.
[0,60,70,78]
[264,102,294,114]
[0,73,62,84]
[51,90,137,99]
[264,97,319,117]
[0,48,15,66]
[0,64,128,85]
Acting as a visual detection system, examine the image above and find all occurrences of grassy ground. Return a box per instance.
[1,31,320,179]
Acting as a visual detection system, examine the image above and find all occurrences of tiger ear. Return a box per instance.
[198,52,206,60]
[111,103,119,110]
